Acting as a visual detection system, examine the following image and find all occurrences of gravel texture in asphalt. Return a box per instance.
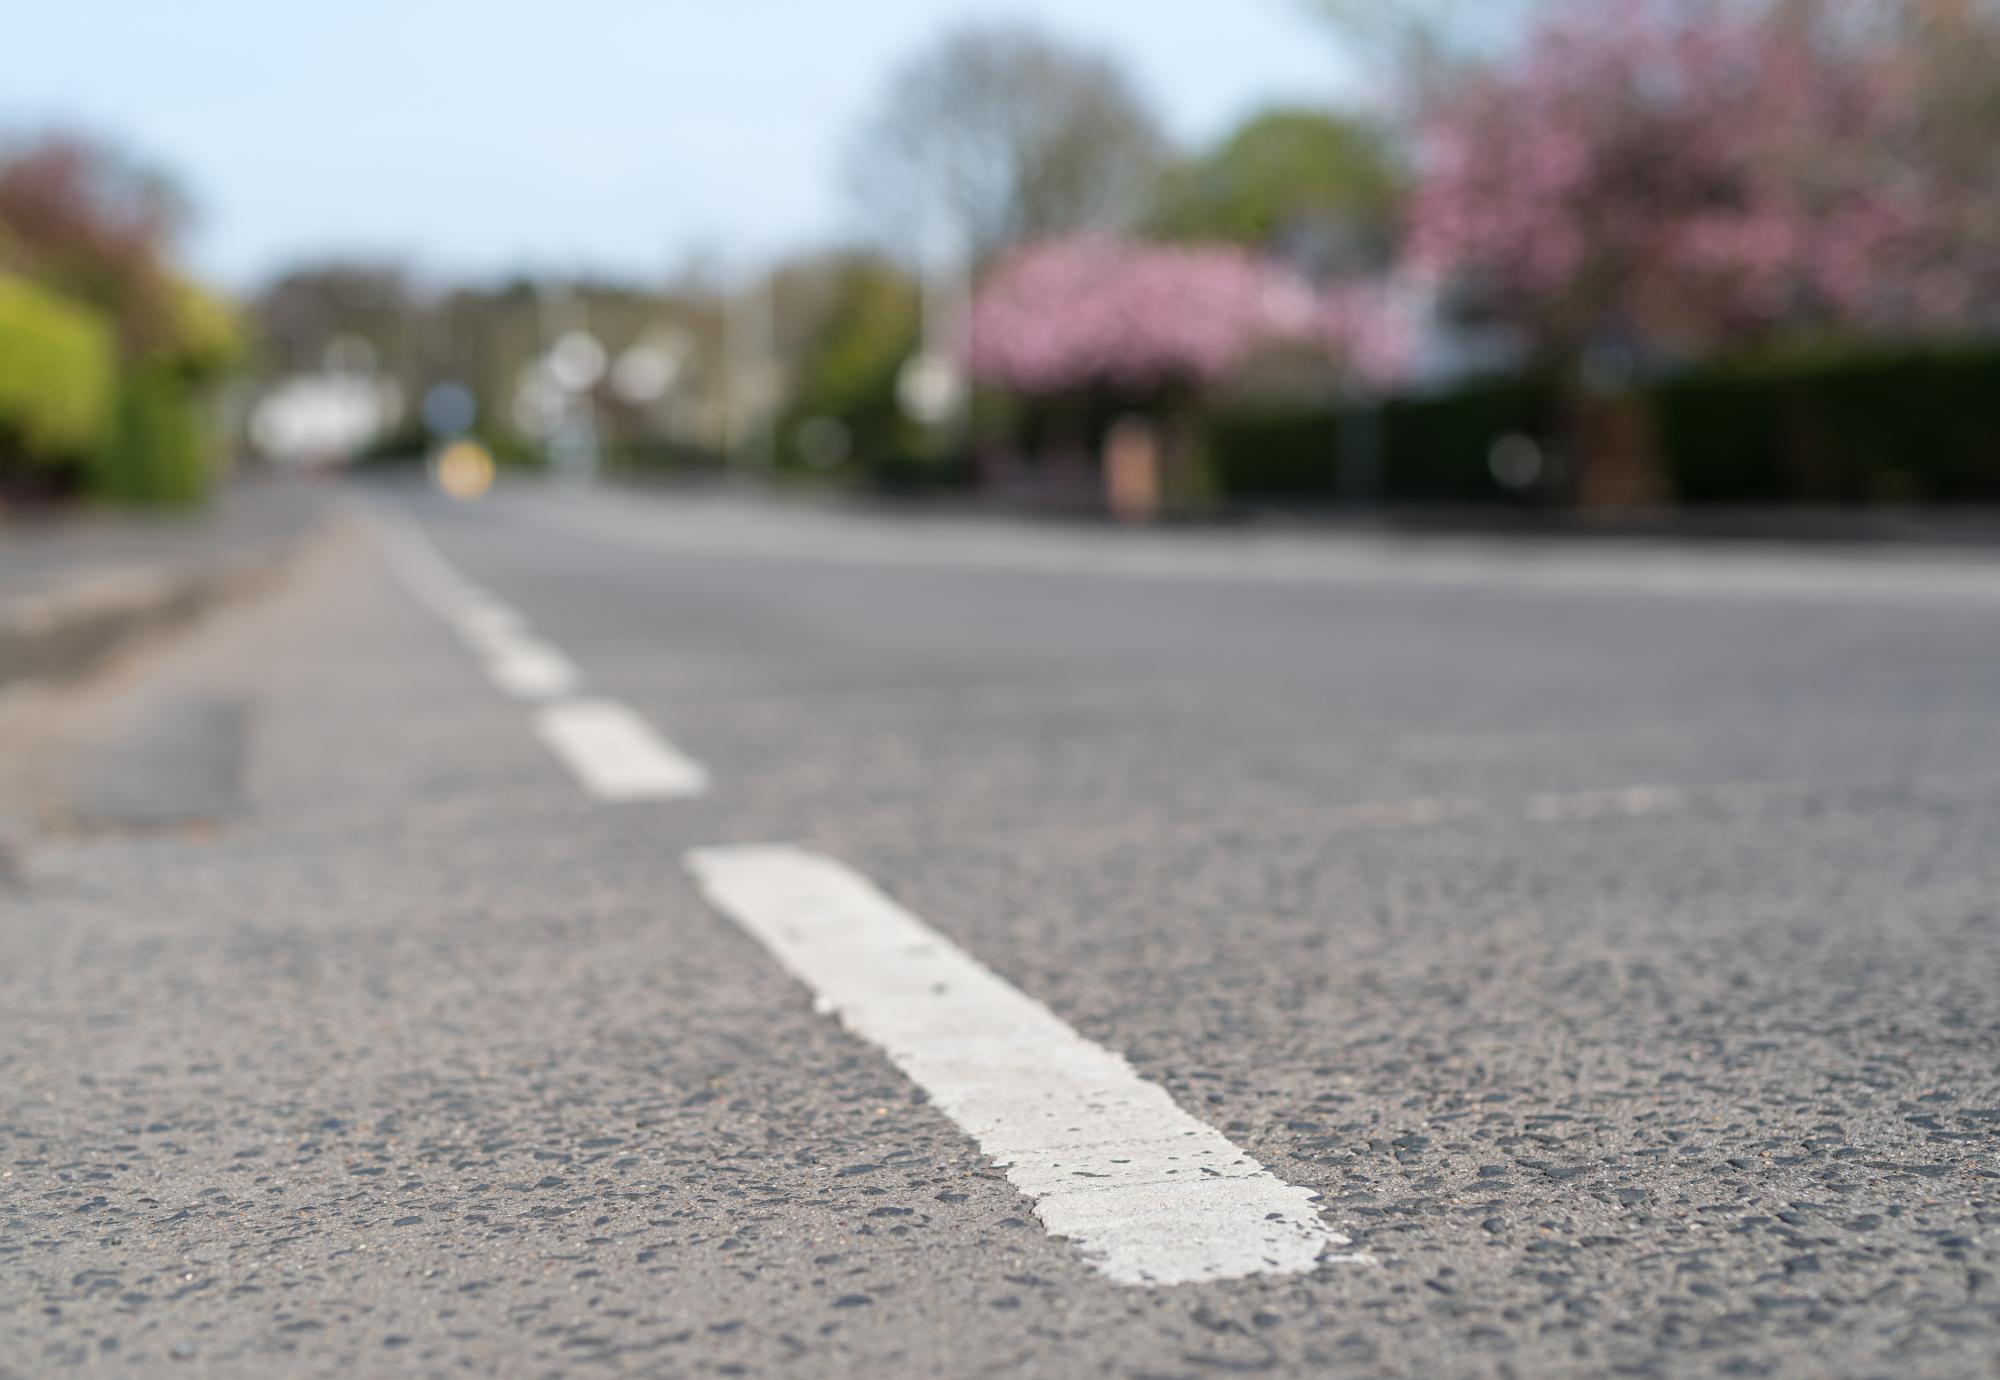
[2,484,1997,1378]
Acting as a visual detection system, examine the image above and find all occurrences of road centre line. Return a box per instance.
[537,699,711,800]
[372,514,569,697]
[685,844,1360,1286]
[371,512,484,623]
[369,507,709,800]
[468,628,582,699]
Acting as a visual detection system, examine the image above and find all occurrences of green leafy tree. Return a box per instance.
[782,258,921,480]
[0,133,237,504]
[0,134,186,354]
[1150,108,1402,271]
[0,273,115,487]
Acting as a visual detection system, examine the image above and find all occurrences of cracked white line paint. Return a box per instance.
[686,843,1362,1286]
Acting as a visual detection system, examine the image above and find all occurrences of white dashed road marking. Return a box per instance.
[380,503,1352,1275]
[370,507,709,800]
[481,637,582,700]
[536,699,710,800]
[685,843,1360,1286]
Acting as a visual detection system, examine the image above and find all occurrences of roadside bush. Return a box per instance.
[1205,374,1557,505]
[604,439,727,476]
[0,273,115,486]
[481,431,545,470]
[1206,405,1343,500]
[779,257,922,486]
[94,362,206,507]
[1207,342,2000,509]
[1378,375,1557,503]
[1655,340,2000,504]
[157,276,243,384]
[863,447,973,495]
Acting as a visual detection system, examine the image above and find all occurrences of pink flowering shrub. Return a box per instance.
[968,237,1405,396]
[1405,0,1996,356]
[1320,280,1414,392]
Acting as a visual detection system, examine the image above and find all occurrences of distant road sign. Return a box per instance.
[422,383,478,439]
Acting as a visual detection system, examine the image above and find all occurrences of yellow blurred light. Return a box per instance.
[434,440,495,500]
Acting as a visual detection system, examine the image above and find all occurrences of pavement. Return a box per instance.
[0,478,333,687]
[2,477,1997,1379]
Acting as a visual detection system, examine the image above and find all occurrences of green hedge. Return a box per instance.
[1655,340,2000,504]
[0,271,240,507]
[602,439,727,475]
[1206,375,1556,505]
[1208,340,2000,507]
[0,273,116,475]
[92,363,208,507]
[1378,376,1556,502]
[1203,406,1343,500]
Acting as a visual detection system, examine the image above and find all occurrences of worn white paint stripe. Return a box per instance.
[684,844,1355,1286]
[536,699,709,800]
[372,542,579,702]
[379,543,581,700]
[372,508,710,797]
[453,600,526,641]
[448,608,581,699]
[370,515,485,622]
[482,639,583,699]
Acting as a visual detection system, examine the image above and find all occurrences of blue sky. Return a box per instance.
[7,0,1358,288]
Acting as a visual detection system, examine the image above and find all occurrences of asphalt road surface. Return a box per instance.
[4,481,1998,1379]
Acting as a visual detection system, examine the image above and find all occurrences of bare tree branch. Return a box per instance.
[845,24,1169,267]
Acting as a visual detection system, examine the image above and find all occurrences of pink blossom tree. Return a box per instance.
[1404,0,1999,362]
[967,236,1406,397]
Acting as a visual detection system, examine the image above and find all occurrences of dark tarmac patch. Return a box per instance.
[60,694,249,831]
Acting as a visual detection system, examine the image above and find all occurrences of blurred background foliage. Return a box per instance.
[0,134,239,508]
[1149,109,1401,270]
[7,1,2000,514]
[776,257,921,482]
[0,273,115,480]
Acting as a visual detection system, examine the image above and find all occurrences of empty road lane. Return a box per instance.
[4,483,1998,1378]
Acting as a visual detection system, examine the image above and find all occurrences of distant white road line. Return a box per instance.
[372,516,580,701]
[685,844,1356,1286]
[369,506,710,800]
[470,630,582,699]
[370,513,482,620]
[486,641,582,700]
[538,699,710,800]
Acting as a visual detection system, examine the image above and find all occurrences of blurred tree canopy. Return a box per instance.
[0,132,238,503]
[790,259,918,421]
[779,255,920,478]
[1149,108,1402,273]
[846,24,1169,267]
[0,135,207,359]
[0,273,115,469]
[1404,0,2000,364]
[250,263,417,376]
